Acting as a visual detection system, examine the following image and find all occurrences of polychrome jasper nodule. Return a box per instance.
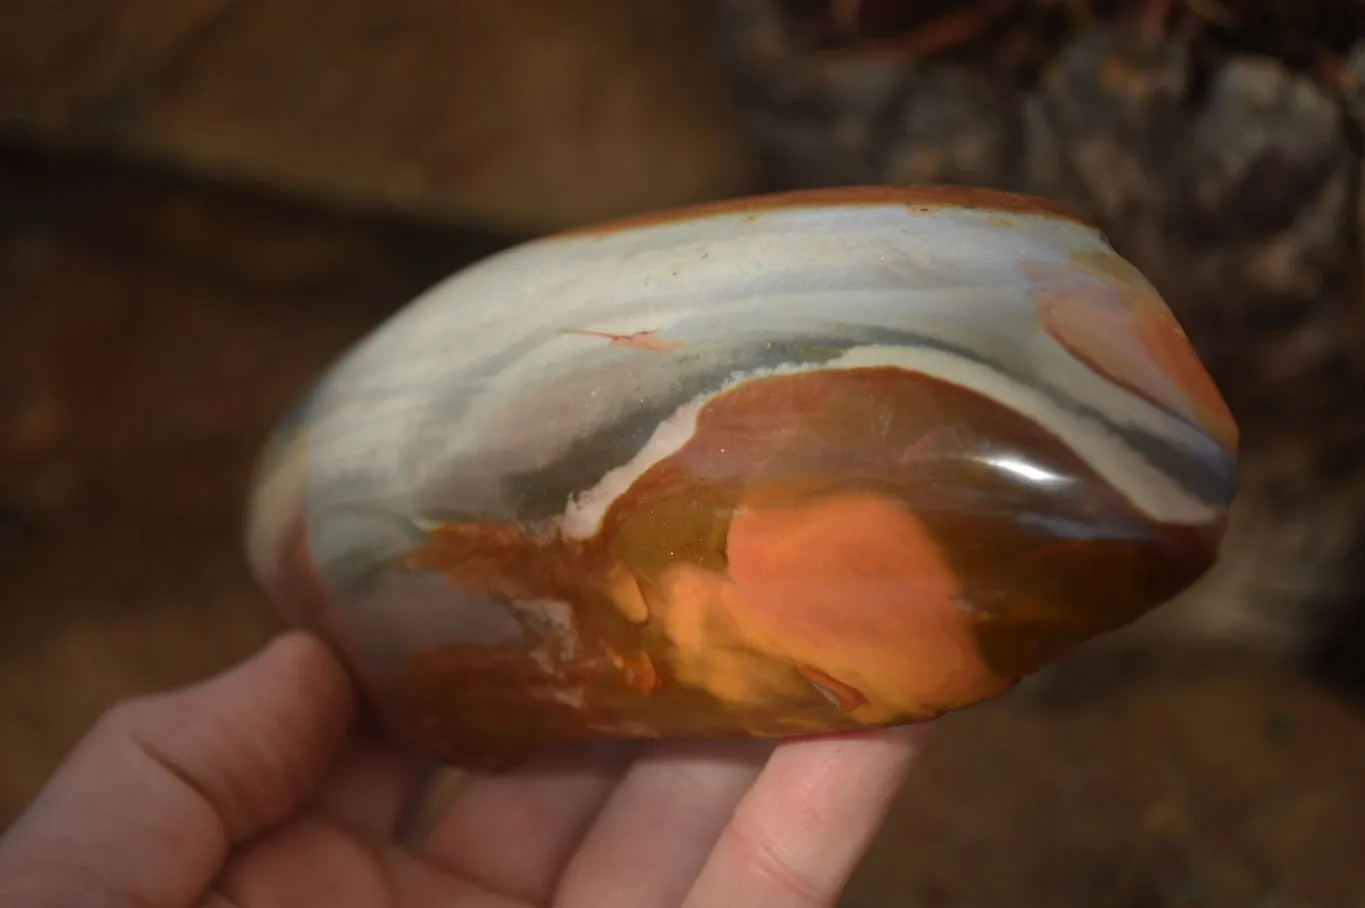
[245,186,1237,767]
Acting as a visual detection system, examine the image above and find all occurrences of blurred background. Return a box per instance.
[3,0,1365,904]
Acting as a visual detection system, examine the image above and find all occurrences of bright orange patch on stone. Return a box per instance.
[655,564,800,710]
[607,562,650,623]
[722,492,1001,724]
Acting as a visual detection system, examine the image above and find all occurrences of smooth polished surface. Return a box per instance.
[245,186,1238,766]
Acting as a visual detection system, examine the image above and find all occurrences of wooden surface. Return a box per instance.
[0,0,758,231]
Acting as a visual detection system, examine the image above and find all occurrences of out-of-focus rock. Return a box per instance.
[715,0,1020,189]
[744,52,913,186]
[880,65,1020,188]
[1026,30,1351,316]
[0,0,759,232]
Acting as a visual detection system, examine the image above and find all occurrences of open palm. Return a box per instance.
[0,634,923,908]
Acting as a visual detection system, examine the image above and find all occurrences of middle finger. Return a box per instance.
[554,737,776,908]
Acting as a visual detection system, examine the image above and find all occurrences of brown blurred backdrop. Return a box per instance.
[3,1,1365,905]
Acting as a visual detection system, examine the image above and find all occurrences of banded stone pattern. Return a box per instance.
[244,186,1237,766]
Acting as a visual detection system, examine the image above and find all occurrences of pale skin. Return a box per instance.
[0,631,928,908]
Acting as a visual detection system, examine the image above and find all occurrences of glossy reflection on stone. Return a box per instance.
[244,186,1237,767]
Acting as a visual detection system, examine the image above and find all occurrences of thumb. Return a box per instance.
[0,630,357,908]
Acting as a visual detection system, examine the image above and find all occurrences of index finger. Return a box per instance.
[0,632,355,908]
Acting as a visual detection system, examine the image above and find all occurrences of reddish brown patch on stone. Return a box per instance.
[393,366,1223,765]
[553,185,1090,240]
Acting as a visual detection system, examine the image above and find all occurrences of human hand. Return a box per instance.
[0,631,926,907]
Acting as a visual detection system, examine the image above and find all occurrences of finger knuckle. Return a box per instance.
[720,820,830,907]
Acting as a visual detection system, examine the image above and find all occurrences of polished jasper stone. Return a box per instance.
[244,186,1238,767]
